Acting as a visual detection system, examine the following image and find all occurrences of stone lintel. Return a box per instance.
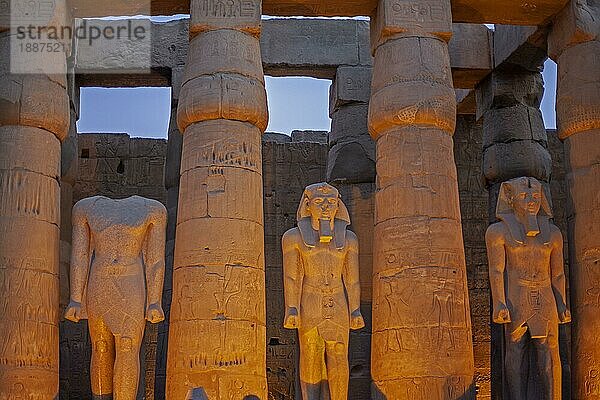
[74,18,492,89]
[68,0,569,26]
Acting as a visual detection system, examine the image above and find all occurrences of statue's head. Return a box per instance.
[497,177,553,242]
[498,177,552,218]
[301,183,341,222]
[296,183,350,248]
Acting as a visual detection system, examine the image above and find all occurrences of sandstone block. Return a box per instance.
[375,175,461,223]
[371,0,453,51]
[177,74,268,132]
[190,0,262,37]
[330,66,372,112]
[327,141,376,184]
[0,75,69,141]
[164,108,183,190]
[482,105,547,149]
[330,104,370,146]
[548,0,600,60]
[555,41,600,139]
[174,218,264,269]
[182,30,264,85]
[0,126,61,178]
[260,19,364,79]
[476,71,544,119]
[290,130,328,144]
[482,141,552,185]
[371,36,453,93]
[180,120,262,174]
[262,132,292,143]
[61,113,79,185]
[178,167,264,225]
[375,127,458,185]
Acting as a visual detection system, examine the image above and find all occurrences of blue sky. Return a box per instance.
[78,61,558,139]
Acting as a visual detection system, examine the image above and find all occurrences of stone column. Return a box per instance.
[155,83,183,398]
[166,1,268,398]
[0,7,70,399]
[328,65,376,399]
[476,69,553,399]
[368,1,475,398]
[549,2,600,399]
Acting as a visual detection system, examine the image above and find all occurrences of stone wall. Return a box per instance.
[60,127,568,399]
[73,133,168,204]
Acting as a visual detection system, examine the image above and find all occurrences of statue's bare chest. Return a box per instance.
[86,199,150,237]
[299,243,347,276]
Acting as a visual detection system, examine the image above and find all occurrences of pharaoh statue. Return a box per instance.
[64,195,167,400]
[486,177,571,399]
[282,182,365,400]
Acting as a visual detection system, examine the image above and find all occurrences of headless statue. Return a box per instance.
[486,177,571,400]
[282,183,365,400]
[64,195,167,400]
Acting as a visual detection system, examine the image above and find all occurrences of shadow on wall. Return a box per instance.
[370,382,477,400]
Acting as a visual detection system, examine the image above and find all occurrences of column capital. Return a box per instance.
[548,0,599,60]
[370,0,453,53]
[190,0,262,37]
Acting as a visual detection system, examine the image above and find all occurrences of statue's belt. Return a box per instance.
[515,277,552,288]
[302,282,344,294]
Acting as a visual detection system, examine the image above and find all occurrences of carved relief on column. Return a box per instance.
[0,8,69,396]
[549,2,600,398]
[368,1,475,398]
[166,1,268,398]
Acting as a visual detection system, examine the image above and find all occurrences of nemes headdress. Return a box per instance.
[496,177,553,244]
[296,183,350,249]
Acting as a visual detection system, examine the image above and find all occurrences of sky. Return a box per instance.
[77,21,559,139]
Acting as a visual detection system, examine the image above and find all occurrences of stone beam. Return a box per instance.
[75,18,492,88]
[68,0,568,25]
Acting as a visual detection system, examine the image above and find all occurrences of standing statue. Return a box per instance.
[486,177,571,399]
[64,195,167,400]
[282,183,365,400]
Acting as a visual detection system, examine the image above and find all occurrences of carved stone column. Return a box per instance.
[476,68,553,399]
[155,91,182,398]
[549,2,600,398]
[0,7,70,398]
[328,65,375,399]
[166,2,268,398]
[368,1,475,398]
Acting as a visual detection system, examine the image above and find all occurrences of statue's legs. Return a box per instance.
[299,328,326,399]
[504,327,528,400]
[113,322,145,400]
[533,326,561,400]
[89,318,116,396]
[325,341,349,400]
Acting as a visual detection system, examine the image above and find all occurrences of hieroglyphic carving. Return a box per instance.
[190,0,262,36]
[0,170,60,225]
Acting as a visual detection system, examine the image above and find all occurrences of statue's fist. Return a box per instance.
[284,307,299,329]
[493,305,511,324]
[350,310,365,330]
[64,301,83,323]
[558,305,572,324]
[146,303,165,324]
